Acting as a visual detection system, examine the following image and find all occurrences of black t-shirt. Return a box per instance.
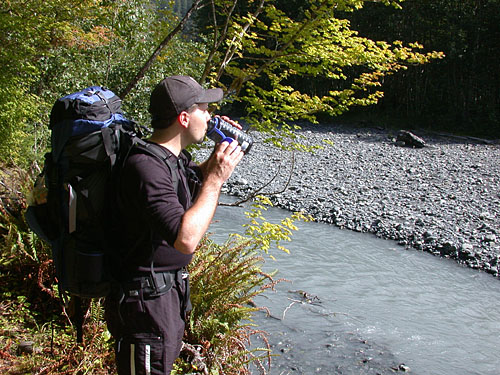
[117,143,201,276]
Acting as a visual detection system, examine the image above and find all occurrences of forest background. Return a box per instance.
[1,0,499,169]
[0,0,499,373]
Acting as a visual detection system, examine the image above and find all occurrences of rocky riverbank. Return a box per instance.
[195,123,500,278]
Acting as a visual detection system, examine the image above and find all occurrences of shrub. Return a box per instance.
[177,236,277,374]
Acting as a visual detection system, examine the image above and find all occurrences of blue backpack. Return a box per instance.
[27,86,178,300]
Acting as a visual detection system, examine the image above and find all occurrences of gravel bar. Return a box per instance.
[195,123,500,278]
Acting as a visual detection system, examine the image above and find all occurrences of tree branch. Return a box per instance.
[226,0,331,95]
[219,151,295,207]
[215,0,268,83]
[199,0,238,83]
[119,0,205,99]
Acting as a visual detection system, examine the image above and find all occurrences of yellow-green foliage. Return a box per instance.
[0,0,205,167]
[176,197,310,373]
[0,0,114,166]
[241,195,312,255]
[199,0,443,148]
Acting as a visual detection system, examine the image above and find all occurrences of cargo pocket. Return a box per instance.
[121,292,147,326]
[118,334,163,375]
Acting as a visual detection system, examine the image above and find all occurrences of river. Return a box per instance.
[208,196,500,375]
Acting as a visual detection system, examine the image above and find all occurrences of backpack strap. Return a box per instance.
[119,141,183,284]
[94,88,115,113]
[132,141,179,193]
[101,126,117,165]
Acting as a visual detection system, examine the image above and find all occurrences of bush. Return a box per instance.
[177,236,277,374]
[0,164,291,374]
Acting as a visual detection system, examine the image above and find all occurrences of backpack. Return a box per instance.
[26,86,179,301]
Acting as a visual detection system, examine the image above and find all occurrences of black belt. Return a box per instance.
[122,269,188,298]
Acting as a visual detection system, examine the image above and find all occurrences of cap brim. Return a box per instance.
[196,88,224,104]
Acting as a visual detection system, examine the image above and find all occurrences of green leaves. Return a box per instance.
[181,195,312,372]
[198,0,442,143]
[0,0,210,166]
[0,0,109,165]
[240,195,311,255]
[185,235,273,373]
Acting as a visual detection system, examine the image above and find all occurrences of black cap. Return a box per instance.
[149,76,223,128]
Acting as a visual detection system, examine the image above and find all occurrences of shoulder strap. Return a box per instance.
[131,141,184,281]
[114,140,182,282]
[133,141,179,193]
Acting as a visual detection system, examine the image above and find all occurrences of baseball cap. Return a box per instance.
[149,75,223,128]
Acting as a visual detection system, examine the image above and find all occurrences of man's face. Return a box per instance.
[187,103,211,144]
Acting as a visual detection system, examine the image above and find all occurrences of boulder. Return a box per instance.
[396,130,426,148]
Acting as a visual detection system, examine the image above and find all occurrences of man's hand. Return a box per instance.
[199,115,244,180]
[204,138,244,185]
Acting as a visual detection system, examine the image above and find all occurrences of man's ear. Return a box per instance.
[178,111,189,129]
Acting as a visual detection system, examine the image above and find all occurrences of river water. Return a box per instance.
[208,196,500,375]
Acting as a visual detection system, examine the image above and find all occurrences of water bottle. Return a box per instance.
[206,117,253,154]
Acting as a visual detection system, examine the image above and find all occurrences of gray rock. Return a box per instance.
[396,130,426,148]
[484,234,497,243]
[17,341,34,355]
[195,122,500,278]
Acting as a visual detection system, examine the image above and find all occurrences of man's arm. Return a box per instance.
[173,139,243,254]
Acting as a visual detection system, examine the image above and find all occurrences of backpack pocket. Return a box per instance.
[25,160,61,241]
[60,236,111,298]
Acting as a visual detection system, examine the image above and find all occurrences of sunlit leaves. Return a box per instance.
[185,235,274,373]
[240,196,311,254]
[199,0,443,147]
[0,0,208,166]
[0,0,114,166]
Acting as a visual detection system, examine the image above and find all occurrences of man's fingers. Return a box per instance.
[219,115,242,130]
[220,139,242,155]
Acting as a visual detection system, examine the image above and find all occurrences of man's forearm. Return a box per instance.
[173,179,222,254]
[174,139,243,254]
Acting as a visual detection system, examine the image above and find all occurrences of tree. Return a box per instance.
[0,0,205,167]
[116,0,442,147]
[160,0,443,147]
[0,0,114,165]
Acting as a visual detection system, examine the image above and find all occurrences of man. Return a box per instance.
[105,75,244,374]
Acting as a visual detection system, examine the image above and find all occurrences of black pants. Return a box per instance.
[105,274,190,375]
